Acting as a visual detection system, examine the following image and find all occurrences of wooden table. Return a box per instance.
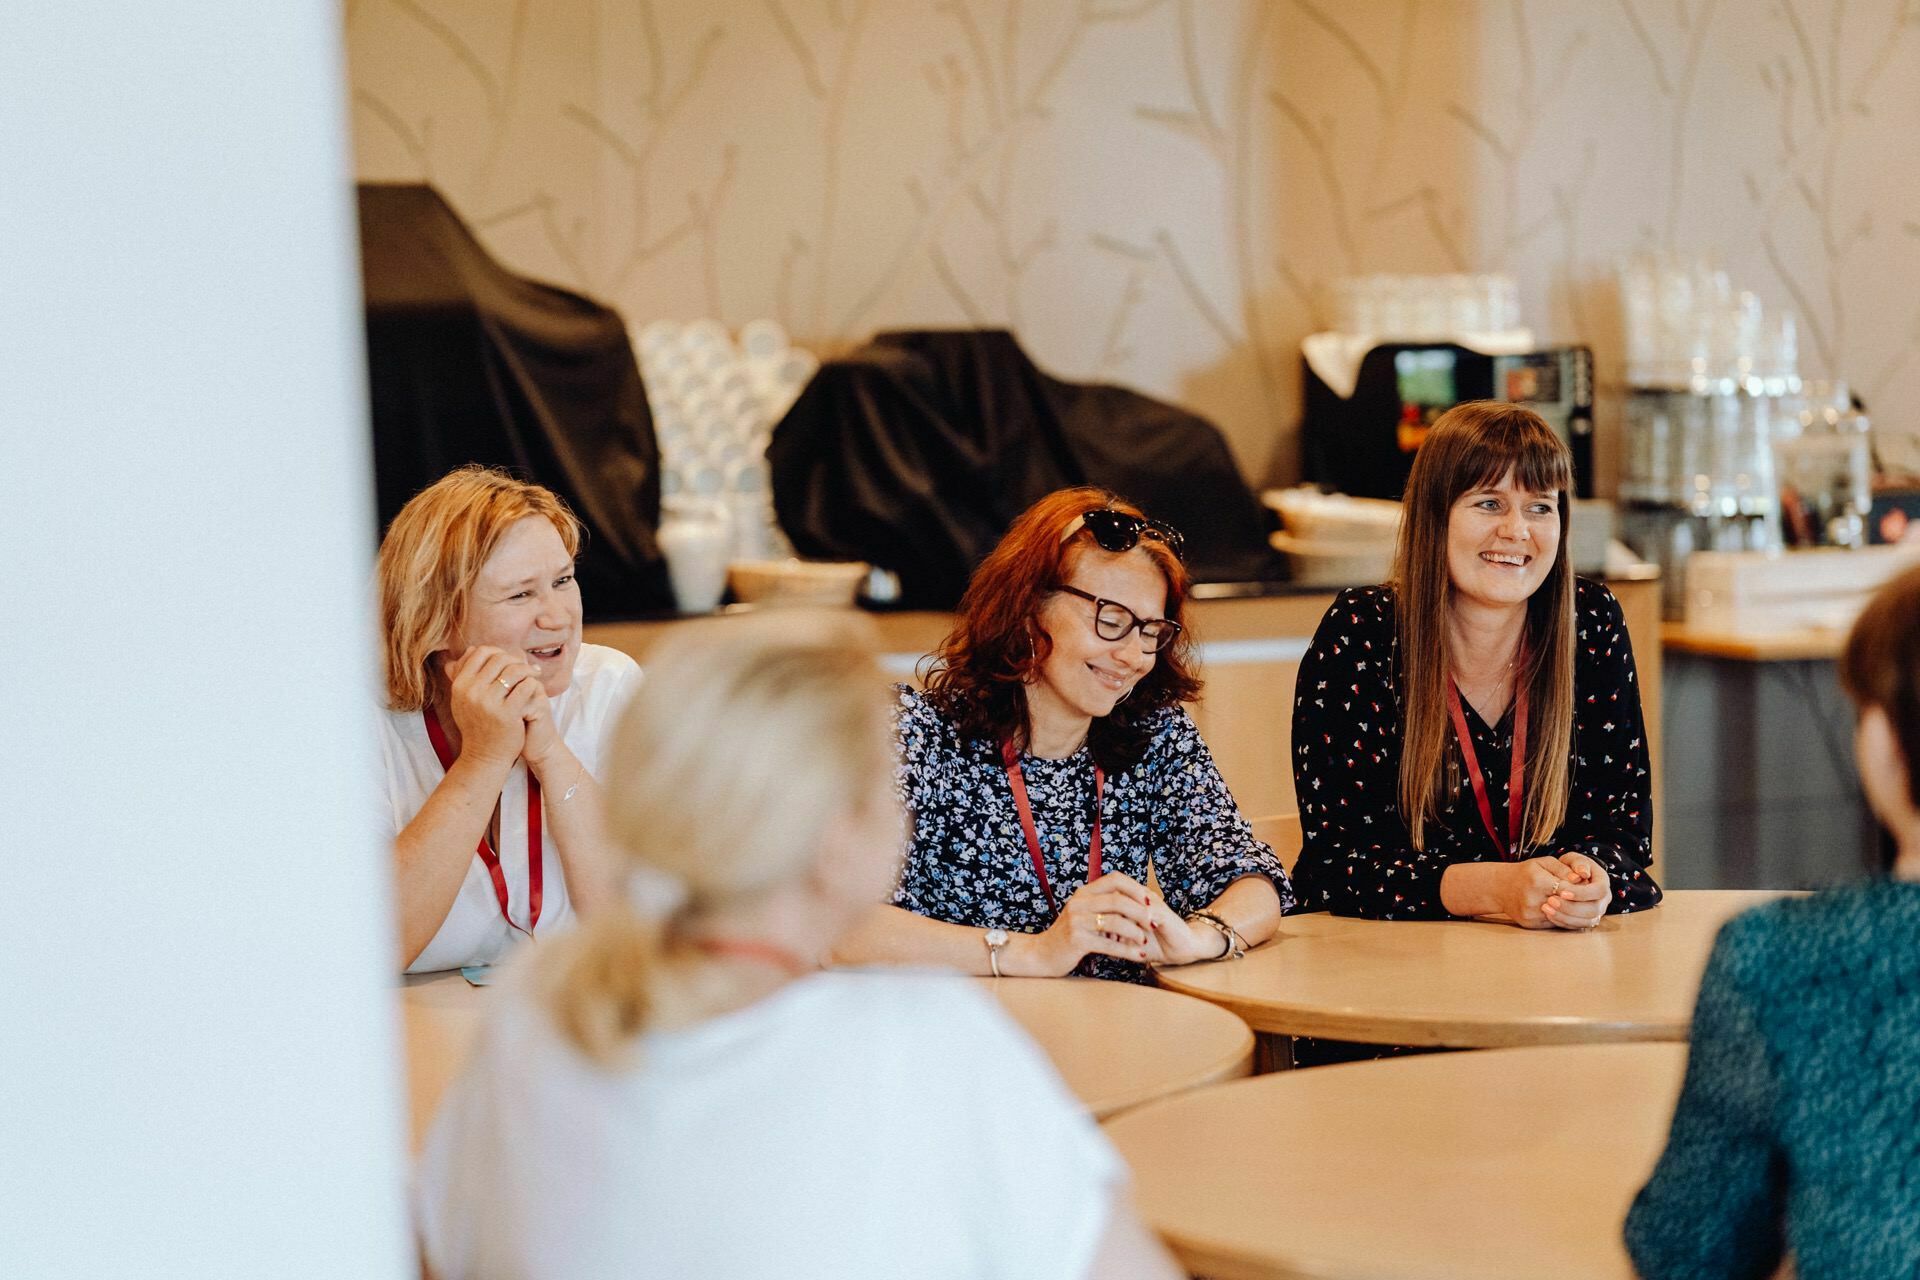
[1155,890,1788,1048]
[981,976,1252,1119]
[399,970,486,1152]
[397,970,1253,1148]
[1104,1042,1687,1280]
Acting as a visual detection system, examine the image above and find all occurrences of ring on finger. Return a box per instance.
[497,675,514,691]
[1095,912,1107,932]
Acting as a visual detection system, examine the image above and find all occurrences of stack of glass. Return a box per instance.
[1328,274,1523,338]
[1616,255,1805,616]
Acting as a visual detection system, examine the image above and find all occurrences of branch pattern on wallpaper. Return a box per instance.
[347,0,1920,485]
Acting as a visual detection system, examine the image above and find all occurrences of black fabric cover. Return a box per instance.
[358,183,672,618]
[767,330,1271,609]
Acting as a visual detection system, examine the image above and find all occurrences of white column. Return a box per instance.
[2,4,411,1276]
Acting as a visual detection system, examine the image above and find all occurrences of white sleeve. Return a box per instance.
[373,719,403,845]
[943,989,1126,1280]
[576,648,642,779]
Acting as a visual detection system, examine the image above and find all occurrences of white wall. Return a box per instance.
[346,1,1920,493]
[2,4,411,1276]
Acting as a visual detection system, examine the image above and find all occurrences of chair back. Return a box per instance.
[1249,812,1304,873]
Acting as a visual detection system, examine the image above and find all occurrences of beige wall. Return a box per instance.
[347,0,1920,490]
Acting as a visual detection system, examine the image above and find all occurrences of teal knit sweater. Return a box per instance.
[1626,880,1920,1278]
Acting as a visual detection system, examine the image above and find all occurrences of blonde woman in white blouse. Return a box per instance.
[376,466,637,972]
[414,613,1180,1280]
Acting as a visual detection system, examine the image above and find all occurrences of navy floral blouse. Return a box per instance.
[1290,578,1662,919]
[892,685,1295,982]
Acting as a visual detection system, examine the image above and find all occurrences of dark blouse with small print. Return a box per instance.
[892,685,1295,982]
[1290,578,1661,918]
[1626,881,1920,1279]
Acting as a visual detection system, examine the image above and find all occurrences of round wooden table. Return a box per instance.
[1155,889,1788,1048]
[399,971,486,1152]
[397,970,1253,1147]
[1104,1042,1688,1280]
[980,976,1253,1119]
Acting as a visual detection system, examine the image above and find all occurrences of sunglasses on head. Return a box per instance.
[1063,508,1186,559]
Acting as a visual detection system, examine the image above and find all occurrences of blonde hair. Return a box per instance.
[376,466,583,711]
[543,612,891,1067]
[1391,402,1577,852]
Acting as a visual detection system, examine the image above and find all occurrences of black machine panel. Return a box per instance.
[1302,343,1594,500]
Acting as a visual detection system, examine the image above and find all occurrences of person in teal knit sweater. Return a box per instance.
[1625,563,1920,1278]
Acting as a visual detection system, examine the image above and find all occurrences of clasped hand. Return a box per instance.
[1505,852,1611,930]
[1033,871,1229,974]
[442,646,564,775]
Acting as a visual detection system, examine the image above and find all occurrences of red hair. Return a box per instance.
[921,487,1201,772]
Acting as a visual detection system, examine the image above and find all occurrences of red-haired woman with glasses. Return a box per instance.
[833,488,1293,981]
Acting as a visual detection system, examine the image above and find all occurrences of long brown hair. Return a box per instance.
[1392,402,1576,851]
[920,487,1201,773]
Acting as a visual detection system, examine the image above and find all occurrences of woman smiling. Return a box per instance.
[1290,402,1662,926]
[833,488,1293,981]
[377,466,637,973]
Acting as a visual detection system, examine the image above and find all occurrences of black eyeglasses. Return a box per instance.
[1067,509,1186,559]
[1053,585,1184,653]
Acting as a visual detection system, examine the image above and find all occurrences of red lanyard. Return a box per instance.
[423,706,542,938]
[1002,740,1103,913]
[1444,672,1528,860]
[689,937,813,976]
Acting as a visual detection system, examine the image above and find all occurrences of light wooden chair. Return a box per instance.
[1249,812,1304,873]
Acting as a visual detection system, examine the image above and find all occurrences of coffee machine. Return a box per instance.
[1300,340,1595,500]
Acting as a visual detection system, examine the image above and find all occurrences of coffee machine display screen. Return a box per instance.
[1501,356,1562,404]
[1394,348,1456,408]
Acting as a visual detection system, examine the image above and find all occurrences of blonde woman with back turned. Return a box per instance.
[378,466,637,972]
[414,613,1181,1280]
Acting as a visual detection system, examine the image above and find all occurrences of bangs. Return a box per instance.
[1458,413,1572,498]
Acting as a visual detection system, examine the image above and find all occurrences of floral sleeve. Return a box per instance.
[1142,707,1295,915]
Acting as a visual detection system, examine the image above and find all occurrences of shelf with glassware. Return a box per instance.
[1614,254,1904,622]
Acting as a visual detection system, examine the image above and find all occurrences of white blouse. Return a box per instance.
[416,967,1123,1280]
[378,643,640,973]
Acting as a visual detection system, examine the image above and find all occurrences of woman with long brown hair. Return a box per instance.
[1290,402,1662,925]
[833,487,1292,981]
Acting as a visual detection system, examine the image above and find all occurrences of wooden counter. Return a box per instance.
[1661,621,1846,662]
[588,576,1664,871]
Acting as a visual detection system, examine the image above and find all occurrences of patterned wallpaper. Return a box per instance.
[346,0,1920,490]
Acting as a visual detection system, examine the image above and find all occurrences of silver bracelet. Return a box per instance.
[1187,911,1246,960]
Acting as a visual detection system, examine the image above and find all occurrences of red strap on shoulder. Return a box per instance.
[423,706,542,937]
[1002,740,1103,913]
[1444,677,1528,860]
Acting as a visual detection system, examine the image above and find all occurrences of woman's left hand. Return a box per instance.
[1138,893,1229,966]
[1541,851,1611,930]
[519,686,569,780]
